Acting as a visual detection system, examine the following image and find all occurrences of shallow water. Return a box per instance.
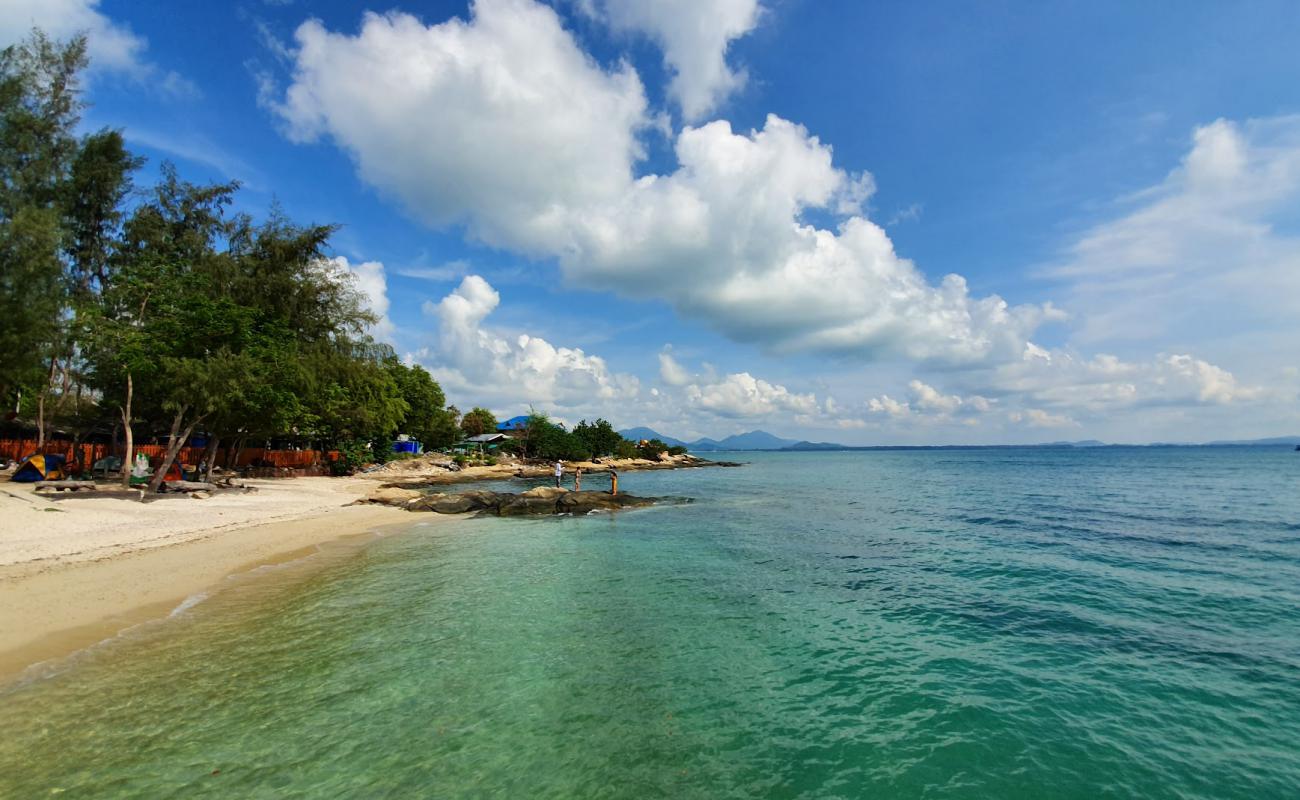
[2,447,1299,798]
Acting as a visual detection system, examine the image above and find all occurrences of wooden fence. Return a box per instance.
[0,438,328,471]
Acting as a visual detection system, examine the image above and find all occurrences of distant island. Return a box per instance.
[620,428,1300,452]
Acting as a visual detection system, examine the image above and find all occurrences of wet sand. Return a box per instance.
[0,477,424,681]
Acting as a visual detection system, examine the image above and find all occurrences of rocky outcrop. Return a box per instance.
[360,486,666,516]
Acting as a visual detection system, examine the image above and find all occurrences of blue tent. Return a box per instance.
[11,454,66,483]
[496,415,530,432]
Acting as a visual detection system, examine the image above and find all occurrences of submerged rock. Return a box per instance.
[361,486,664,516]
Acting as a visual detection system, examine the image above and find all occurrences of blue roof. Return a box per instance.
[497,415,530,431]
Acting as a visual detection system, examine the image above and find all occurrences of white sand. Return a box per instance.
[0,477,422,680]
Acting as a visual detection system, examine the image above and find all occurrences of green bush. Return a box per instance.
[330,439,373,476]
[635,438,671,460]
[667,445,688,456]
[530,416,592,461]
[615,439,638,459]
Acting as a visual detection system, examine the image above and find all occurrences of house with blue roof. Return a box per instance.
[496,415,530,436]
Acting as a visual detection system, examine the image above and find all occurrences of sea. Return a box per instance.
[1,447,1298,799]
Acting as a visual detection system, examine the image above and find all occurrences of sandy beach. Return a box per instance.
[0,477,418,681]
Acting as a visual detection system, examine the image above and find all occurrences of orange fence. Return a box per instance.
[0,438,326,470]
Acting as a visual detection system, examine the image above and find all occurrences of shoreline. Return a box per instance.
[0,457,725,684]
[0,479,420,684]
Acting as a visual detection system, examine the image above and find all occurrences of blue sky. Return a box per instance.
[5,0,1299,443]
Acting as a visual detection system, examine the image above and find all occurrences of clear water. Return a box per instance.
[2,448,1299,798]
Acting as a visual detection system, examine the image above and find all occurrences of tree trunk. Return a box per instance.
[147,405,196,495]
[231,436,247,472]
[36,392,46,452]
[120,373,133,490]
[202,435,221,481]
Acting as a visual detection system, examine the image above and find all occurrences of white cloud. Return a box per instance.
[419,275,640,410]
[866,380,994,422]
[322,256,393,342]
[867,394,910,419]
[590,0,761,120]
[909,380,963,414]
[973,350,1260,413]
[274,1,1061,366]
[684,371,819,418]
[1050,116,1300,353]
[1009,409,1078,429]
[276,0,649,255]
[658,349,691,386]
[0,0,194,95]
[395,260,468,283]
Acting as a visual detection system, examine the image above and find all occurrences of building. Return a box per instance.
[496,415,530,438]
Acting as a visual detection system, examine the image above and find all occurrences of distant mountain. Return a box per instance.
[1204,436,1300,446]
[618,427,686,447]
[784,440,849,451]
[691,430,802,451]
[1042,440,1108,447]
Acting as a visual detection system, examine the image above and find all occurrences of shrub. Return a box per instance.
[635,438,670,460]
[330,439,373,476]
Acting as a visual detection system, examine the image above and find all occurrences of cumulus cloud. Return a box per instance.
[322,256,393,342]
[276,0,649,254]
[684,371,819,418]
[589,0,761,120]
[972,350,1260,413]
[419,275,640,409]
[0,0,193,94]
[866,380,994,421]
[273,0,1060,366]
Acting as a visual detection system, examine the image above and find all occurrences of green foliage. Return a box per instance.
[460,406,497,437]
[614,438,638,459]
[329,439,375,476]
[0,32,87,400]
[388,361,449,446]
[0,28,488,481]
[527,414,592,461]
[572,418,623,457]
[636,438,671,460]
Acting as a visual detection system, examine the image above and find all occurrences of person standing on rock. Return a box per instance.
[554,460,564,488]
[609,467,619,496]
[574,467,582,492]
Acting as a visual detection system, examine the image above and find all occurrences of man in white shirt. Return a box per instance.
[554,460,563,488]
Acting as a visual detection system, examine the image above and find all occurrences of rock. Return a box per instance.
[366,485,665,517]
[407,490,502,513]
[498,495,561,516]
[557,491,656,514]
[189,491,211,500]
[358,487,423,507]
[521,486,569,500]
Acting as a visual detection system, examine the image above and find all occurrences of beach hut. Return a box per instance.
[11,454,66,483]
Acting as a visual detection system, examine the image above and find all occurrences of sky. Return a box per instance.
[4,0,1299,444]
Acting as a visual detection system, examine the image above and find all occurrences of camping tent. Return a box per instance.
[11,454,66,483]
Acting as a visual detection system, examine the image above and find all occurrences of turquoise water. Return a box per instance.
[2,448,1299,798]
